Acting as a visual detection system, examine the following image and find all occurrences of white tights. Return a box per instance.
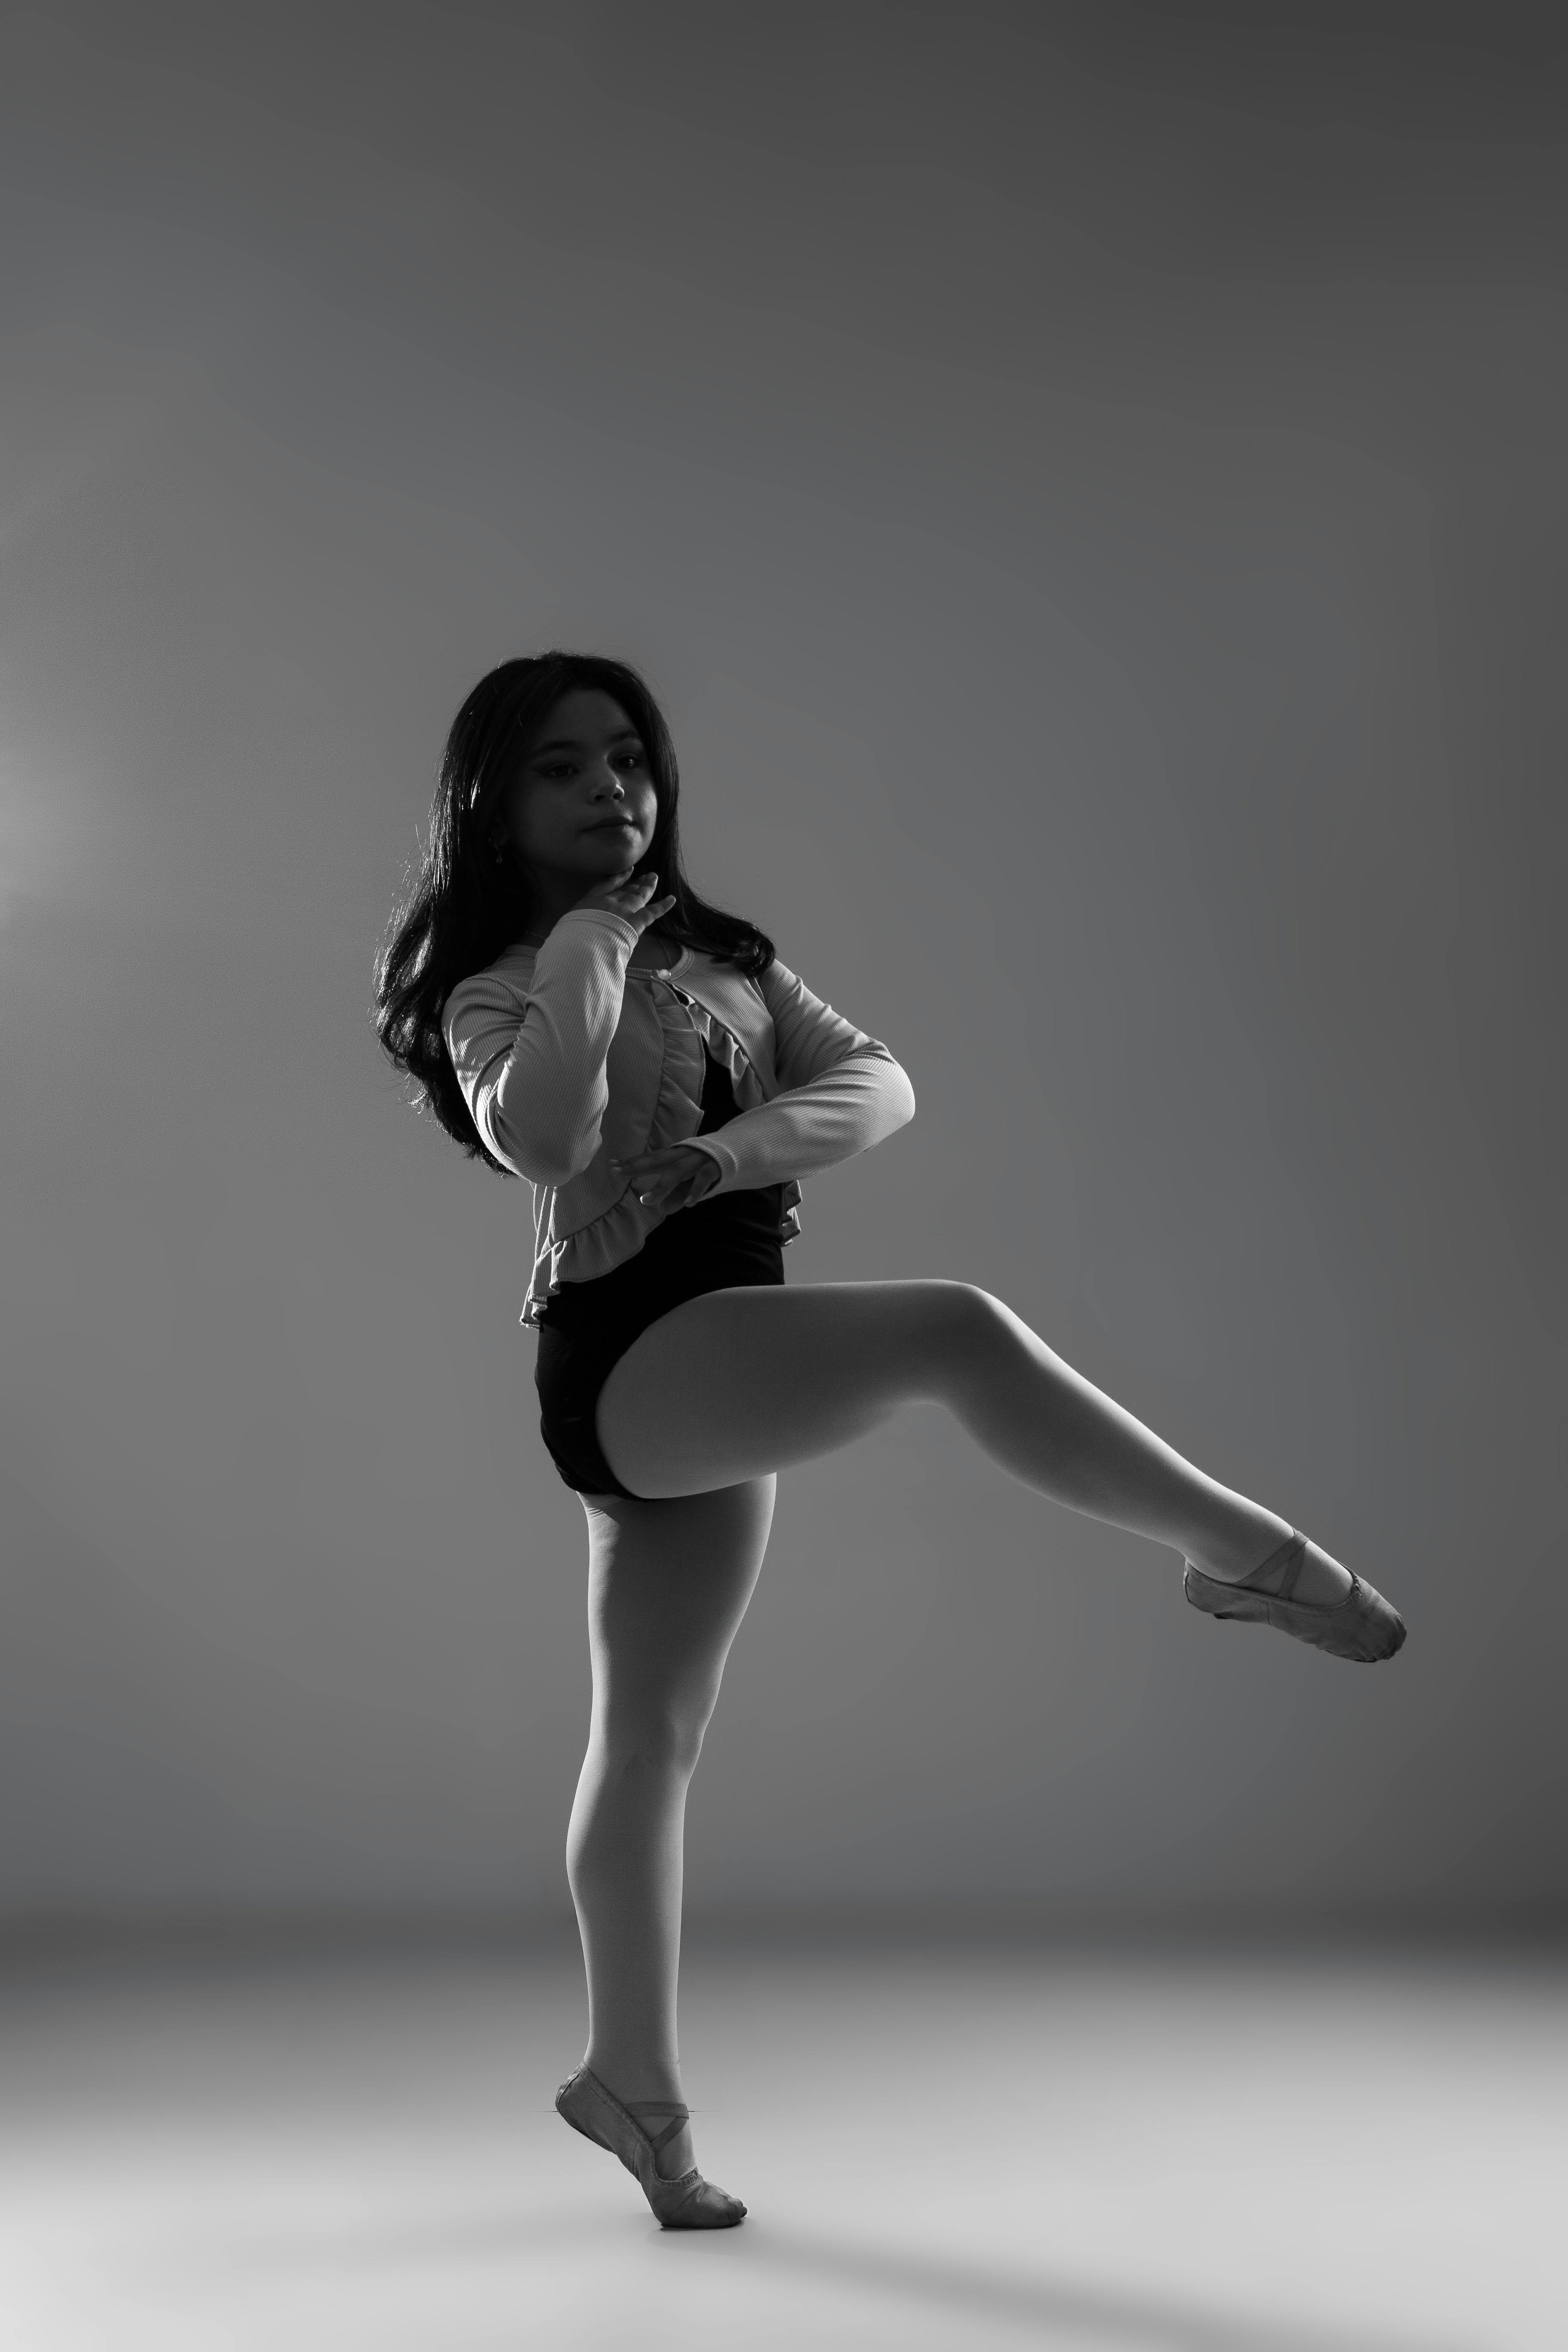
[566,1280,1295,2163]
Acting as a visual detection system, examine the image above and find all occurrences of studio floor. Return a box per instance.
[1,1933,1562,2352]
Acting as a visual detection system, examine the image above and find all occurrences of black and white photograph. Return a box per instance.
[2,4,1563,2346]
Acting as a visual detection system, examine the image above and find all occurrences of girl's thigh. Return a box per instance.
[594,1278,980,1501]
[579,1480,778,1715]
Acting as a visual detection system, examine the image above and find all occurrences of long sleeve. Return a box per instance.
[442,907,639,1184]
[683,956,916,1194]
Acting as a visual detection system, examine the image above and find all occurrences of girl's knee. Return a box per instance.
[600,1696,713,1779]
[899,1283,1023,1419]
[917,1279,1008,1364]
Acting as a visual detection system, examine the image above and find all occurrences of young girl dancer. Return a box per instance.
[374,652,1406,2231]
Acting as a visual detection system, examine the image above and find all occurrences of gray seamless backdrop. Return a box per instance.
[1,0,1562,1936]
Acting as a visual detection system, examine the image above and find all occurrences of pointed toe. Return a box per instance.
[556,2064,747,2228]
[658,2174,747,2229]
[1184,1534,1406,1665]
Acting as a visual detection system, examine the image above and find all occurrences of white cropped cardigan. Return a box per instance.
[443,906,917,1326]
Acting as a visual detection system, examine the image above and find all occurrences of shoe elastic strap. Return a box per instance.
[1249,1531,1307,1599]
[625,2099,690,2155]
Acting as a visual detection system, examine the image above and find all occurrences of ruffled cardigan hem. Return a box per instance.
[517,971,802,1326]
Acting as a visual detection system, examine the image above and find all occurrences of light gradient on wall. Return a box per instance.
[1,1,1562,1932]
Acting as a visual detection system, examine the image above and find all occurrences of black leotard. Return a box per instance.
[533,1045,787,1497]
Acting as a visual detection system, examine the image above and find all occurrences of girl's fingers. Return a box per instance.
[609,1144,715,1213]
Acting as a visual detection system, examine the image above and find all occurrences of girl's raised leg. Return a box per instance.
[596,1280,1354,1608]
[565,1475,775,2188]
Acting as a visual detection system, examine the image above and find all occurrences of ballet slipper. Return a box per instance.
[1184,1529,1406,1663]
[555,2064,746,2228]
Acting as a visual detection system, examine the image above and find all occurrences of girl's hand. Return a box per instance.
[575,866,677,936]
[609,1142,723,1216]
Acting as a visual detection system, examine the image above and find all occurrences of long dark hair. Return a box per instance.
[373,652,775,1173]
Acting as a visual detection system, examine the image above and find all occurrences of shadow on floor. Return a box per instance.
[717,2226,1472,2352]
[167,2202,1472,2352]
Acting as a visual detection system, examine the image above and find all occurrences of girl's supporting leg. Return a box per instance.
[595,1280,1352,1605]
[565,1475,776,2186]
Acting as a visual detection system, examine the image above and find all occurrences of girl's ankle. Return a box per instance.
[584,2054,685,2107]
[1187,1510,1296,1586]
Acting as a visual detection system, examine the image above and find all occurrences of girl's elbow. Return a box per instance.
[485,1112,596,1188]
[534,1142,601,1187]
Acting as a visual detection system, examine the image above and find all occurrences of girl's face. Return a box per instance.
[493,687,659,887]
